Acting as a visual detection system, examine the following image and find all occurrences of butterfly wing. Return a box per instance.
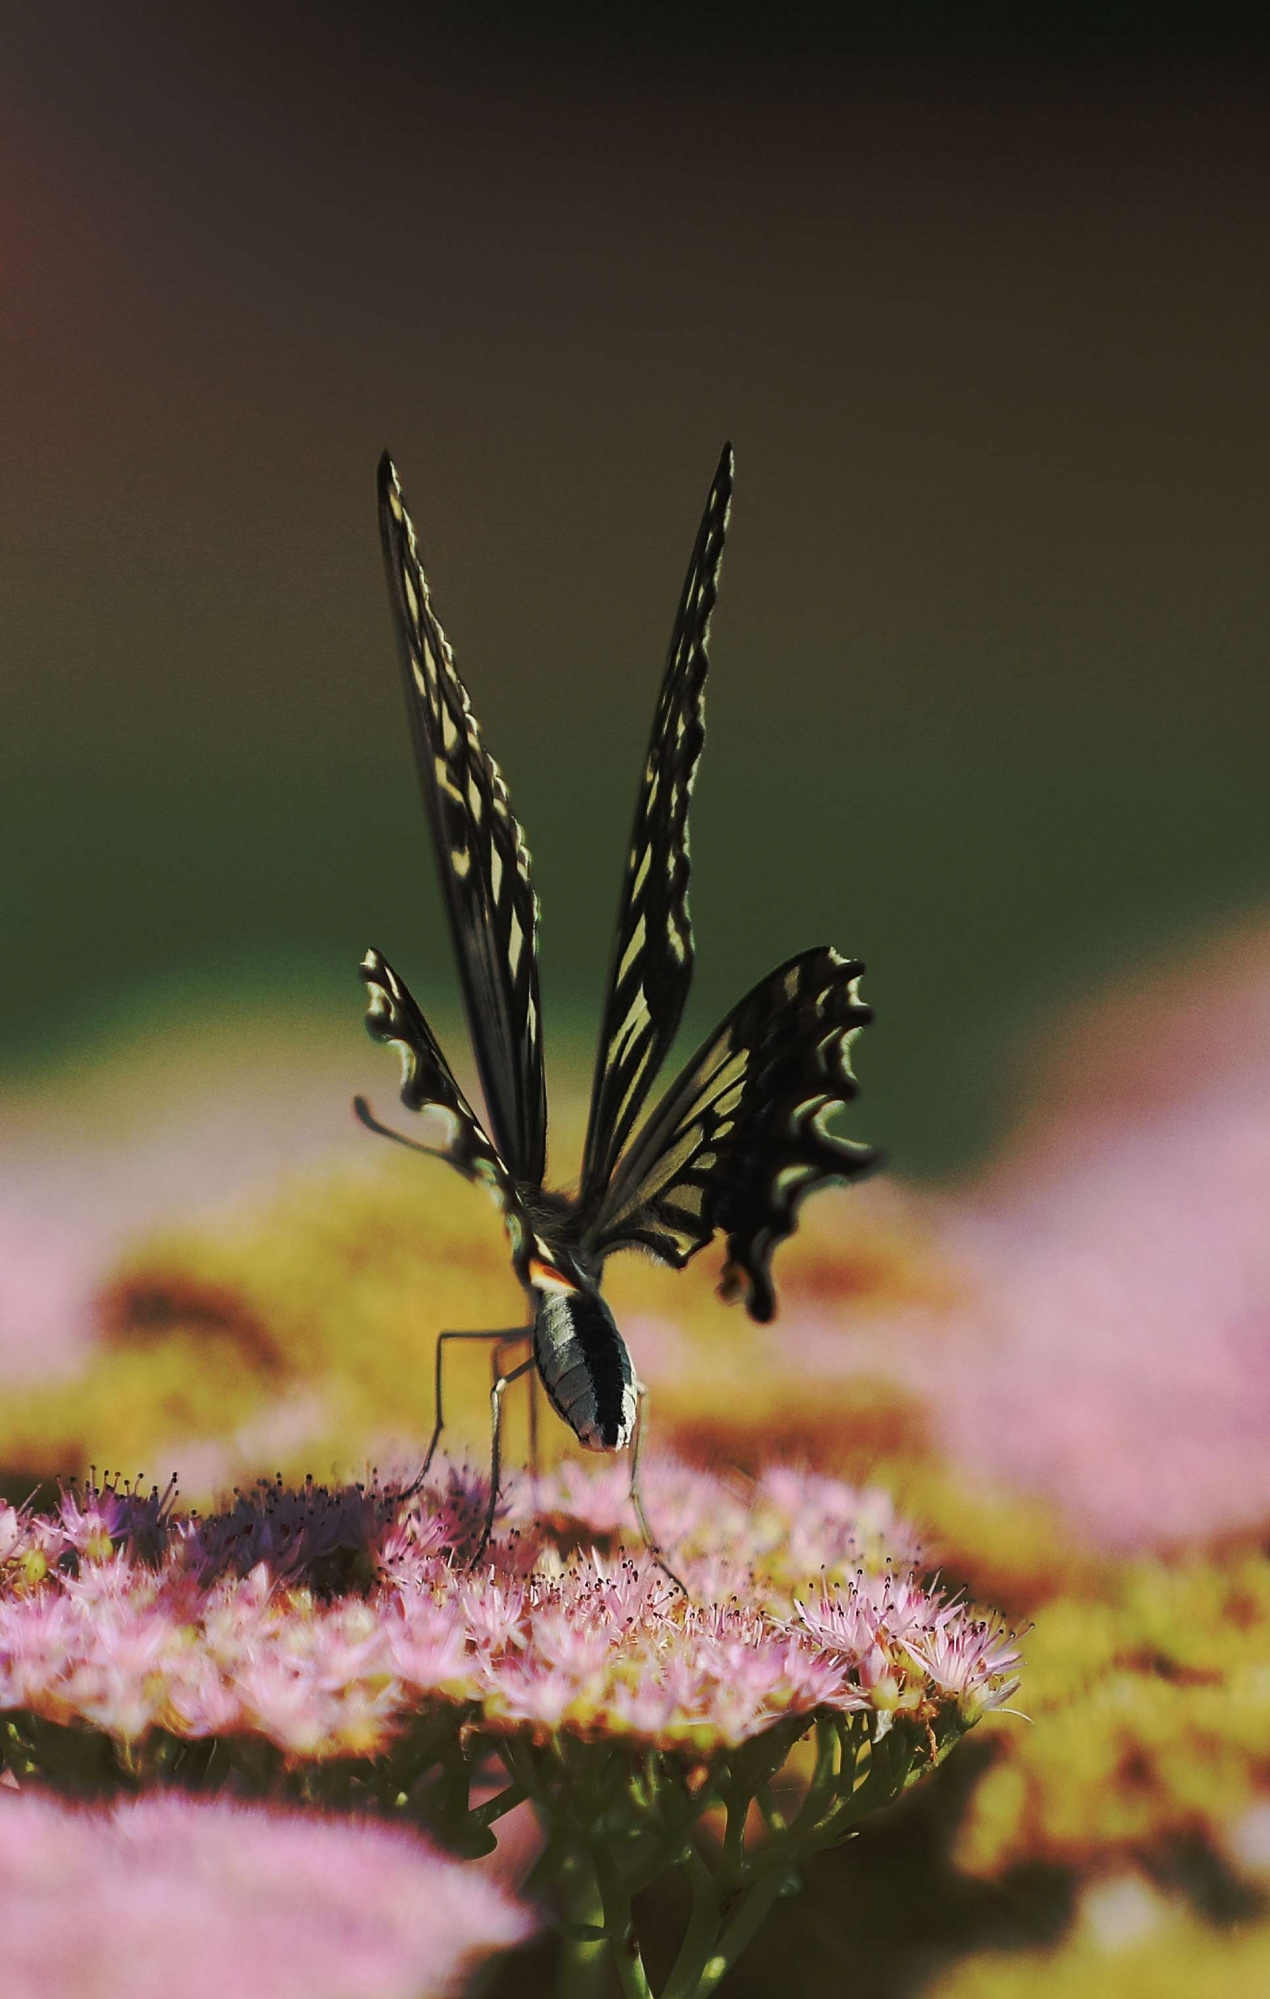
[378,454,546,1186]
[359,948,527,1226]
[578,444,734,1205]
[582,947,879,1321]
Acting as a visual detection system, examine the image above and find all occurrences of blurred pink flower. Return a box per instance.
[706,921,1270,1554]
[931,929,1270,1548]
[0,1788,535,1999]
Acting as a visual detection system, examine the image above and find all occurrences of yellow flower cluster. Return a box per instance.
[0,1157,515,1489]
[958,1553,1270,1879]
[932,1899,1270,1999]
[0,1145,945,1503]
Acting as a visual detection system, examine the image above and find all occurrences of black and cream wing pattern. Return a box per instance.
[581,952,878,1323]
[378,454,546,1186]
[365,438,879,1337]
[358,947,523,1219]
[578,443,734,1205]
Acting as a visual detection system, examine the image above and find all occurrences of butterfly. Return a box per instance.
[355,444,879,1549]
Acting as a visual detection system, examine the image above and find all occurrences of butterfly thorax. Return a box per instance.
[528,1260,637,1452]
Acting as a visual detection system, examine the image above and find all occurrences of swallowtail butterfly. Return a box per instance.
[356,445,879,1526]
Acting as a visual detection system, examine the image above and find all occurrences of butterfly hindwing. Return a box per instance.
[579,444,734,1203]
[378,454,546,1186]
[583,947,879,1321]
[359,948,525,1221]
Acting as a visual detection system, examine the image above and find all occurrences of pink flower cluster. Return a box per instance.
[0,1459,1019,1764]
[0,1788,534,1999]
[800,1572,1022,1730]
[527,1457,924,1600]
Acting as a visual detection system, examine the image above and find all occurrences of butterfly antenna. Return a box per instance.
[352,1095,450,1160]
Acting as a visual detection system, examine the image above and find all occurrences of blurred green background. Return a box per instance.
[4,3,1270,1177]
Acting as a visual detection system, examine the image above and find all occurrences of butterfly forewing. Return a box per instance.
[378,454,547,1185]
[359,948,526,1219]
[583,947,879,1321]
[579,444,734,1204]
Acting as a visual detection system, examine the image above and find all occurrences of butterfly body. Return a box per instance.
[361,445,879,1464]
[518,1221,638,1451]
[529,1274,638,1452]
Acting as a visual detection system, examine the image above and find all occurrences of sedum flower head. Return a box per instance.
[0,1455,1017,1767]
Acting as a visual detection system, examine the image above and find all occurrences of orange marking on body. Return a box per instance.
[528,1256,579,1293]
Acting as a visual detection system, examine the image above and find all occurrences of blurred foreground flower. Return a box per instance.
[0,1457,1017,1999]
[0,1787,534,1999]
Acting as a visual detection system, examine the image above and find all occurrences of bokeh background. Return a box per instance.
[5,7,1270,1998]
[5,2,1270,1173]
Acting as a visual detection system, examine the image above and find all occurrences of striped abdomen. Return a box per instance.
[531,1279,637,1451]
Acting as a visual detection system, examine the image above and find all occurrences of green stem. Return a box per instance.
[593,1844,655,1999]
[692,1867,792,1998]
[664,1722,910,1998]
[470,1781,528,1831]
[618,1789,715,1903]
[661,1840,723,1999]
[556,1852,612,1999]
[790,1717,840,1835]
[794,1723,916,1851]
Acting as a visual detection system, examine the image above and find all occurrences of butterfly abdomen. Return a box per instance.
[530,1268,637,1452]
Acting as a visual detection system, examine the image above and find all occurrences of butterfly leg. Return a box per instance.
[409,1327,529,1496]
[629,1383,688,1596]
[527,1367,541,1481]
[470,1355,537,1569]
[491,1333,538,1493]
